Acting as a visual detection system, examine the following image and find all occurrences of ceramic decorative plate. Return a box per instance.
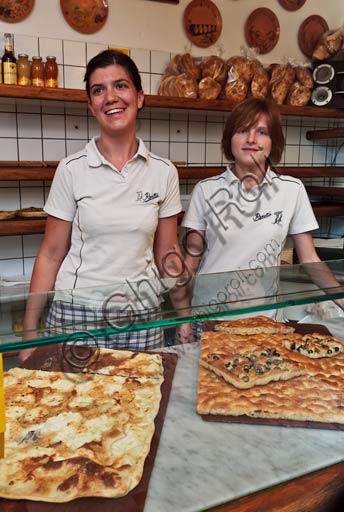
[60,0,108,34]
[298,15,329,58]
[245,8,280,54]
[278,0,306,11]
[0,0,34,23]
[183,0,222,48]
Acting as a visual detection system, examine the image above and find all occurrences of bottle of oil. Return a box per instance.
[2,33,17,85]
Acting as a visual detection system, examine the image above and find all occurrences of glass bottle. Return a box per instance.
[31,56,44,87]
[2,33,17,85]
[45,56,58,88]
[17,54,31,86]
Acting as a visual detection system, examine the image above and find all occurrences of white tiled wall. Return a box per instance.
[0,33,343,277]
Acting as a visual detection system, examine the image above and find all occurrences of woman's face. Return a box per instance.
[230,113,272,169]
[87,64,144,136]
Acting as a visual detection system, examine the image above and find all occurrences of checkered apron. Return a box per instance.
[45,300,163,350]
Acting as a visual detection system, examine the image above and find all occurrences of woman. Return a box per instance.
[20,50,182,360]
[182,97,343,333]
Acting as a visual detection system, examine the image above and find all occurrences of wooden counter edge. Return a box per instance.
[209,460,344,512]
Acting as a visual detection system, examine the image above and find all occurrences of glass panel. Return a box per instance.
[1,259,343,353]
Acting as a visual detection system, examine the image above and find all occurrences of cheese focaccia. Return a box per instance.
[214,316,295,335]
[283,333,343,359]
[0,349,164,502]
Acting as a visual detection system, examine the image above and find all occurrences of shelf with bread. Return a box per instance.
[1,163,343,236]
[306,128,344,140]
[0,83,344,118]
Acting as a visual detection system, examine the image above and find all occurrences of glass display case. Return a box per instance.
[1,259,344,351]
[0,260,344,511]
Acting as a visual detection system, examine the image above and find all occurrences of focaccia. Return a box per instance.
[214,316,295,335]
[0,349,164,502]
[201,347,305,389]
[283,333,343,358]
[197,329,344,423]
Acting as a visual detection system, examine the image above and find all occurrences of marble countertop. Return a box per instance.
[145,340,344,512]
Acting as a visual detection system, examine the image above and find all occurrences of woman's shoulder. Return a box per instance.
[58,147,88,171]
[147,150,175,171]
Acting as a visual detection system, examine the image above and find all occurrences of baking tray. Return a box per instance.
[0,345,178,511]
[200,323,344,430]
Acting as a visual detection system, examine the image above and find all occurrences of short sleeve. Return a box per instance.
[181,182,207,231]
[288,181,319,235]
[44,161,77,221]
[158,163,182,218]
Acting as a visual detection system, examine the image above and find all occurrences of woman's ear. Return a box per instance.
[137,90,144,110]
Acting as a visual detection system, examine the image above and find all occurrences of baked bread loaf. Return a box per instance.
[198,76,222,100]
[180,53,201,81]
[215,316,295,335]
[271,79,290,105]
[0,210,17,220]
[0,349,164,502]
[164,54,183,75]
[251,69,269,99]
[16,207,47,218]
[295,66,313,89]
[287,82,312,106]
[201,346,305,389]
[173,73,198,98]
[197,329,344,423]
[270,63,295,86]
[283,333,343,358]
[227,56,253,83]
[224,77,248,103]
[158,73,198,98]
[200,55,227,85]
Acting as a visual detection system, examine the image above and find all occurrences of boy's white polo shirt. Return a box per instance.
[182,165,319,314]
[44,138,182,307]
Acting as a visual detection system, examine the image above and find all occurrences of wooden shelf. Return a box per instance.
[306,129,344,140]
[306,186,344,197]
[0,218,46,236]
[0,166,55,181]
[1,84,344,118]
[10,164,343,182]
[177,166,344,179]
[312,202,344,217]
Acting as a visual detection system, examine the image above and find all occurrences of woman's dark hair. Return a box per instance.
[221,97,285,165]
[84,50,143,98]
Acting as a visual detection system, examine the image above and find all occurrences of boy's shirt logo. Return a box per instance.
[136,191,159,203]
[253,210,283,225]
[273,211,283,224]
[253,211,272,222]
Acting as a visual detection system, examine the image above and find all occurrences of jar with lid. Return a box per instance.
[17,54,31,86]
[31,56,44,87]
[45,56,58,88]
[2,33,17,85]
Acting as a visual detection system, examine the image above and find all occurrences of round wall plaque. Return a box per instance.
[60,0,108,35]
[183,0,222,48]
[0,0,35,23]
[245,8,280,54]
[298,15,329,58]
[278,0,306,11]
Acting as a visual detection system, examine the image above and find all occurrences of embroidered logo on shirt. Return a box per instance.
[136,191,159,203]
[273,211,283,224]
[253,211,272,222]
